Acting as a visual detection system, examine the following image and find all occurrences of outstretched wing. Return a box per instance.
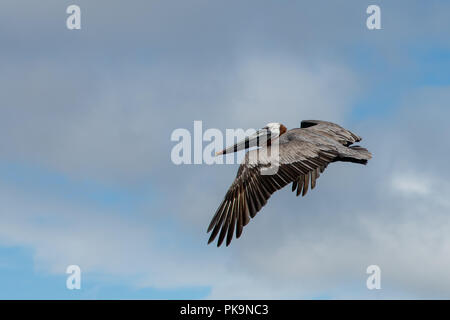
[301,120,362,146]
[207,139,339,247]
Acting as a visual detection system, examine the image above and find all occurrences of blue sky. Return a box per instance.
[0,247,210,299]
[1,0,450,299]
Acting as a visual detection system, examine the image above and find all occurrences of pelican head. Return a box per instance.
[216,122,287,156]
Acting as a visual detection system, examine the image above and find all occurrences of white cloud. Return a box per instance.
[2,84,450,299]
[228,56,359,128]
[391,173,432,196]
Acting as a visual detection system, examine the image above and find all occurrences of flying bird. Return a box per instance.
[207,120,372,247]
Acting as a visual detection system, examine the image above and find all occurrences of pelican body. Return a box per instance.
[207,120,372,247]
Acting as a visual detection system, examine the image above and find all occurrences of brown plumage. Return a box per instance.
[207,120,372,247]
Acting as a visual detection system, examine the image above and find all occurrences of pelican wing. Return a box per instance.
[301,120,362,146]
[207,139,338,247]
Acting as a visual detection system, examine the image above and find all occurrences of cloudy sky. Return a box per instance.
[0,0,450,299]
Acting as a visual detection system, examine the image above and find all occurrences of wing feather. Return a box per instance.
[207,139,338,246]
[301,120,361,146]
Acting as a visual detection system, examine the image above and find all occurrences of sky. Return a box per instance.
[0,0,450,299]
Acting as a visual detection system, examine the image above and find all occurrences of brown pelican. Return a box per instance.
[207,120,372,247]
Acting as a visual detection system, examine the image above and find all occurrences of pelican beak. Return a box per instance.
[215,127,270,156]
